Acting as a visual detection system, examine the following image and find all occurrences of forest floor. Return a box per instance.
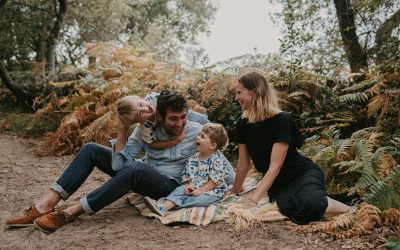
[0,133,386,249]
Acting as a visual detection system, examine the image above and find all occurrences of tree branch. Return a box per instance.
[375,8,400,64]
[0,61,33,107]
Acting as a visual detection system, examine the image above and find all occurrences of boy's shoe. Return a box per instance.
[6,205,53,227]
[33,211,71,233]
[143,197,167,217]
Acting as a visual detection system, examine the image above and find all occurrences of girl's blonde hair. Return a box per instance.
[238,71,281,123]
[202,123,229,151]
[117,95,142,125]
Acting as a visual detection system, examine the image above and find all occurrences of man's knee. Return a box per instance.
[119,162,151,181]
[81,142,99,153]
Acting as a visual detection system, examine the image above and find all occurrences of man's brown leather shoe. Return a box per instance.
[34,211,71,233]
[6,205,52,227]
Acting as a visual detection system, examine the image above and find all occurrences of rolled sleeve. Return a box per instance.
[110,127,145,171]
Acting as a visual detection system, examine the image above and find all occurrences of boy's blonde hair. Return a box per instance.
[202,123,229,151]
[117,95,142,125]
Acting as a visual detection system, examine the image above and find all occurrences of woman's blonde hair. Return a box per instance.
[238,71,281,123]
[117,95,142,125]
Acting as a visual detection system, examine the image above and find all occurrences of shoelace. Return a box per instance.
[53,212,68,224]
[25,205,35,214]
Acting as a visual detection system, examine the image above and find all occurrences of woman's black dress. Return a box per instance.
[234,112,328,224]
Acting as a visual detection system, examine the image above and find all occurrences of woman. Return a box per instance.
[231,71,351,224]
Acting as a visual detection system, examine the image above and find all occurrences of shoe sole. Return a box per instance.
[143,197,165,217]
[7,223,34,228]
[33,220,55,233]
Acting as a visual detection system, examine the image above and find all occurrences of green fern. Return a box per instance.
[364,165,400,209]
[321,126,341,140]
[339,92,369,103]
[341,75,383,94]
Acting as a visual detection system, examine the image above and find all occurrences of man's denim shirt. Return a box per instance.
[111,111,208,183]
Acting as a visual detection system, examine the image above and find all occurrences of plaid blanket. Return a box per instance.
[127,177,287,226]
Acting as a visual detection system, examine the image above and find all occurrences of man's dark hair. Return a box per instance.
[157,90,188,118]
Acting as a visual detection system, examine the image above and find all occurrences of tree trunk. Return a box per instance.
[46,0,67,72]
[36,21,51,62]
[375,9,400,65]
[36,39,47,62]
[0,61,33,107]
[334,0,368,72]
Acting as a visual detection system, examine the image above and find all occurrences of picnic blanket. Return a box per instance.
[127,176,287,226]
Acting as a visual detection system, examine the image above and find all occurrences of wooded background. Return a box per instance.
[0,0,399,245]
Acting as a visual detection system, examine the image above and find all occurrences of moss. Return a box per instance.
[0,113,34,134]
[0,112,63,137]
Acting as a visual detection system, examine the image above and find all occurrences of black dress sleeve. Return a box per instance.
[271,112,302,148]
[234,117,246,144]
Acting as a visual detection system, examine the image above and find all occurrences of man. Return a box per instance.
[6,90,214,232]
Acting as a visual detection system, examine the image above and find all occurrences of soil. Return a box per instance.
[0,133,385,249]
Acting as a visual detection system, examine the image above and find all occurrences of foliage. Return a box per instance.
[300,126,399,209]
[0,0,217,68]
[31,43,208,155]
[270,0,400,74]
[1,42,399,239]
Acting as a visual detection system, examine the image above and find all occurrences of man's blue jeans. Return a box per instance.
[51,143,179,214]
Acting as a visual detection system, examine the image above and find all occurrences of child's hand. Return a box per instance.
[173,132,185,144]
[184,183,194,194]
[191,189,204,197]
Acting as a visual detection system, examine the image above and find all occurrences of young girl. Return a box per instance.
[143,123,232,216]
[117,92,194,149]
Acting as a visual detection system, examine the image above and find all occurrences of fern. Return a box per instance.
[384,237,400,250]
[339,92,369,103]
[365,165,400,209]
[335,139,352,160]
[341,75,384,94]
[321,126,341,140]
[353,139,374,161]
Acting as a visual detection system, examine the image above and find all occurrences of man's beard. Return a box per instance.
[164,126,184,137]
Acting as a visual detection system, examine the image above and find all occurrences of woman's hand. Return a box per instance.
[238,196,259,209]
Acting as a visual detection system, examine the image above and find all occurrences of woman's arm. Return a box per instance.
[249,142,289,203]
[230,144,252,194]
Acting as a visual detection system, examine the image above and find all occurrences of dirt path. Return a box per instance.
[0,133,378,249]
